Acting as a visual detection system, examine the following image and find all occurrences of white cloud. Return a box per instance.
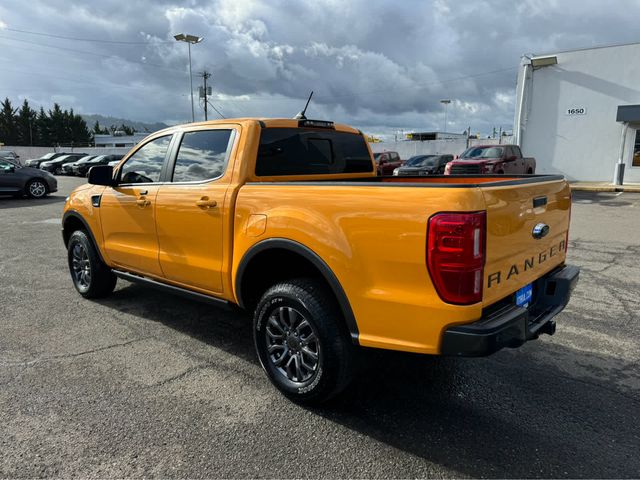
[1,0,639,134]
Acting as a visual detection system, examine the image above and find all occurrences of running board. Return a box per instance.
[112,270,232,309]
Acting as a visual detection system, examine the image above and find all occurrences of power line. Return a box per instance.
[2,26,172,44]
[205,99,226,119]
[0,36,174,71]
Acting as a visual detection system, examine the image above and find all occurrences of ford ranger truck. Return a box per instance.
[445,144,536,175]
[62,118,579,404]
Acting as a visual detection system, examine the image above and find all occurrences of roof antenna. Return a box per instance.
[294,91,313,119]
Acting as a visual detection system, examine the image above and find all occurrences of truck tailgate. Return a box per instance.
[481,178,572,306]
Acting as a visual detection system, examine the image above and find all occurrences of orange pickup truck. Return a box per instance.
[62,118,579,403]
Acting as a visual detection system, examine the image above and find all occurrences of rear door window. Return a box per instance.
[256,128,373,176]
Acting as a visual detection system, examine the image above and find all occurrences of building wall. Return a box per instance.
[517,43,640,182]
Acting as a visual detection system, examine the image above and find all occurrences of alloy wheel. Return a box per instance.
[71,243,91,290]
[265,306,321,383]
[29,181,46,198]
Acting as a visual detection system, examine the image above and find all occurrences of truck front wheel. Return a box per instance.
[67,230,117,298]
[253,278,355,404]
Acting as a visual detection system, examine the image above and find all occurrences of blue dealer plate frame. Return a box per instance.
[515,283,533,308]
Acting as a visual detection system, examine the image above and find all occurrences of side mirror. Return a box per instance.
[88,165,116,186]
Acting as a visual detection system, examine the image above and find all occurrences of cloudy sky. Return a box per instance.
[1,0,639,138]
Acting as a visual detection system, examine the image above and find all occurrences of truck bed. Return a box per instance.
[235,173,571,353]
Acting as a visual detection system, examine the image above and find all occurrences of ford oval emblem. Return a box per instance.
[532,223,550,239]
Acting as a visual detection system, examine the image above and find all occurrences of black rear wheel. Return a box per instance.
[254,278,355,404]
[67,230,116,298]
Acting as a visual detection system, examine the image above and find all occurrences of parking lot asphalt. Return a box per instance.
[1,177,639,478]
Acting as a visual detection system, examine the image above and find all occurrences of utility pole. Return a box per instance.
[199,71,212,121]
[440,99,451,134]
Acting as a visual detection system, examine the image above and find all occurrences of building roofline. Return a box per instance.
[529,39,640,59]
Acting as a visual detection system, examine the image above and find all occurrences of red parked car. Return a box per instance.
[373,151,402,175]
[445,145,536,175]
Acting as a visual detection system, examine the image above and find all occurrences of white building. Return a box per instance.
[514,42,640,184]
[94,132,148,148]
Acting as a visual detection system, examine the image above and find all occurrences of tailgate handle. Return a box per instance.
[533,196,547,208]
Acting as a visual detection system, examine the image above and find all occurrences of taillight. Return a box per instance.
[427,211,486,305]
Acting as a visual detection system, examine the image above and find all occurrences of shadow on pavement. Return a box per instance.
[572,191,635,207]
[98,282,639,478]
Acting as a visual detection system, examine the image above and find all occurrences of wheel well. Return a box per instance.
[239,248,327,312]
[62,215,86,246]
[27,177,49,191]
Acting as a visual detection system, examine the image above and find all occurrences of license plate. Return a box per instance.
[515,283,533,308]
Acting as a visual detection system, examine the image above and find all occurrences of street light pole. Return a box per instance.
[188,42,194,122]
[440,99,451,134]
[174,33,203,123]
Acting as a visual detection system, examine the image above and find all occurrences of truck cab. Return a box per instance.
[373,151,402,175]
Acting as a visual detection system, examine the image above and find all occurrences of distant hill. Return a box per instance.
[81,114,168,134]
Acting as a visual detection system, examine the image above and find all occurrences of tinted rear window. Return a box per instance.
[256,128,373,176]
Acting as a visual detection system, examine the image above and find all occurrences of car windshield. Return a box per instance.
[76,156,95,164]
[406,155,436,167]
[40,152,57,160]
[53,155,71,162]
[87,155,106,163]
[460,147,504,159]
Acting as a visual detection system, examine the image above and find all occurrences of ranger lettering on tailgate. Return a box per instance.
[488,239,567,288]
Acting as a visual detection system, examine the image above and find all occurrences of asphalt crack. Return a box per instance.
[0,337,151,367]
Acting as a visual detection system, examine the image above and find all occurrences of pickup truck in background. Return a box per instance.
[373,151,402,175]
[62,118,578,404]
[445,144,536,175]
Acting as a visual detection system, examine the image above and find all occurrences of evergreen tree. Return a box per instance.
[120,123,135,135]
[16,99,37,146]
[69,109,91,145]
[0,98,18,145]
[48,103,66,146]
[35,107,51,146]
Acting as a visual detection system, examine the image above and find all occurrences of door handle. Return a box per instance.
[136,196,151,207]
[195,197,217,208]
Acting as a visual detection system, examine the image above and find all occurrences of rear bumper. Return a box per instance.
[440,264,580,356]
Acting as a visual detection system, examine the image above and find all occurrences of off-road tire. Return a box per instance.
[67,230,117,298]
[254,278,355,404]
